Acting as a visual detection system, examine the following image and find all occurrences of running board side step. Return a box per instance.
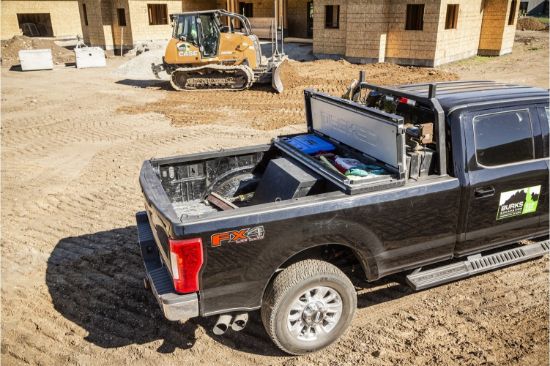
[406,240,549,291]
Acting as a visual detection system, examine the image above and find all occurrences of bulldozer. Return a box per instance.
[151,10,287,92]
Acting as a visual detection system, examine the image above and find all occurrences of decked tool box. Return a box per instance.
[275,90,406,194]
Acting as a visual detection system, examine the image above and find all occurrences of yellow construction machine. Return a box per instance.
[152,10,287,92]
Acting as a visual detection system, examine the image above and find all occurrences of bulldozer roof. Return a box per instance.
[169,9,242,17]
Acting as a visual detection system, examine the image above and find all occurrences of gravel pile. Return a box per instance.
[115,47,167,80]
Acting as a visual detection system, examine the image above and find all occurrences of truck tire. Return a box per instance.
[261,259,356,355]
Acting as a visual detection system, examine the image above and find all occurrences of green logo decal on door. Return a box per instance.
[497,185,541,220]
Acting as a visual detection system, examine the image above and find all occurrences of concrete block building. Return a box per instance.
[182,0,312,38]
[77,0,182,51]
[313,0,522,66]
[1,0,83,39]
[2,0,523,66]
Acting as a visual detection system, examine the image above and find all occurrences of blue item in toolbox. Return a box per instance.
[287,134,335,154]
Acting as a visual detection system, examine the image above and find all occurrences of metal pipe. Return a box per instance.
[231,313,249,332]
[213,314,233,335]
[120,27,124,56]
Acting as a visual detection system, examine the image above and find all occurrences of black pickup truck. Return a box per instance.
[136,79,549,355]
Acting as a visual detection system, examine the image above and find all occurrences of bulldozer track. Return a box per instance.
[170,64,254,91]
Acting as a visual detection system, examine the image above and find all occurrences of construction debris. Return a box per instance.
[518,17,548,31]
[1,36,75,67]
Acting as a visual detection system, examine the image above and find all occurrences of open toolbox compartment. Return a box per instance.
[275,90,407,194]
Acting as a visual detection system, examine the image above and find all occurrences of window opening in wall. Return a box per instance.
[325,5,340,29]
[238,2,253,17]
[405,4,425,30]
[148,4,168,25]
[519,1,528,15]
[117,8,126,26]
[82,4,89,26]
[445,4,459,29]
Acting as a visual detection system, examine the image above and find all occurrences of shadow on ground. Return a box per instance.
[115,78,279,93]
[46,226,285,356]
[115,79,173,91]
[46,226,412,356]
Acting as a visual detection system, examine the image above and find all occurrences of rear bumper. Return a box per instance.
[136,211,200,321]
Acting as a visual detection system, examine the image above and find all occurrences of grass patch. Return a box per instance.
[535,16,549,24]
[454,56,492,66]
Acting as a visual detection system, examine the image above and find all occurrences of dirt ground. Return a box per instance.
[442,30,549,89]
[1,31,548,365]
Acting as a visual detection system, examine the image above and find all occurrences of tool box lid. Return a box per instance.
[303,89,405,174]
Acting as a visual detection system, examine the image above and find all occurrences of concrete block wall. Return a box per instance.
[500,0,519,54]
[79,0,106,46]
[312,0,347,56]
[478,0,518,56]
[111,0,133,48]
[384,0,440,66]
[343,0,390,62]
[128,0,182,43]
[79,0,131,49]
[1,0,83,40]
[238,0,275,17]
[312,0,442,66]
[433,0,484,66]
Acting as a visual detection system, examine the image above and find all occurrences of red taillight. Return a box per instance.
[169,238,203,293]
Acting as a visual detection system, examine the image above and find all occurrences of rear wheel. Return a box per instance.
[261,259,356,355]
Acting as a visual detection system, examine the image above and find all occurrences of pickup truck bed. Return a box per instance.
[138,80,549,355]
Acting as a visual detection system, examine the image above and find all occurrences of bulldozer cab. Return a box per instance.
[171,10,252,59]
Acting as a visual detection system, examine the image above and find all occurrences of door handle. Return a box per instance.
[474,186,495,198]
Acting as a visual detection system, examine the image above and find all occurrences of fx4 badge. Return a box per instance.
[211,226,265,247]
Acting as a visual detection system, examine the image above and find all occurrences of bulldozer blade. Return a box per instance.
[271,60,285,94]
[151,62,164,79]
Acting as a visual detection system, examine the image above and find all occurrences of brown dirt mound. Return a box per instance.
[517,17,548,31]
[119,60,458,131]
[1,35,75,67]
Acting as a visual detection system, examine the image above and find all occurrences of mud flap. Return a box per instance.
[271,60,285,94]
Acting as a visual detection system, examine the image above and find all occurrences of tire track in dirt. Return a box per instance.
[2,57,548,366]
[119,60,458,131]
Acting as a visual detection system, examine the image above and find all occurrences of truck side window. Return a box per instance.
[473,109,534,166]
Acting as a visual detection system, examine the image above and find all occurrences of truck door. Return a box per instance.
[455,105,549,256]
[535,105,550,229]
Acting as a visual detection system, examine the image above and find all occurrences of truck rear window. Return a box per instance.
[473,109,534,167]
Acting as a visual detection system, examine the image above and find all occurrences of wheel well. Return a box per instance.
[262,244,367,301]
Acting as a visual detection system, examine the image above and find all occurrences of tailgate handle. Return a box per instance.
[474,186,495,198]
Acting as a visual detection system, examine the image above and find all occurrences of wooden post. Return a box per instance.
[283,0,287,29]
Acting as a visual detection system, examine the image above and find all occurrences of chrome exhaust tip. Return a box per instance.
[213,314,233,335]
[231,313,249,332]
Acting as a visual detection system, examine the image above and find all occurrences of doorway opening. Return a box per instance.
[17,13,54,37]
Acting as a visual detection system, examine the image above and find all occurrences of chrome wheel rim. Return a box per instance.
[286,286,343,341]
